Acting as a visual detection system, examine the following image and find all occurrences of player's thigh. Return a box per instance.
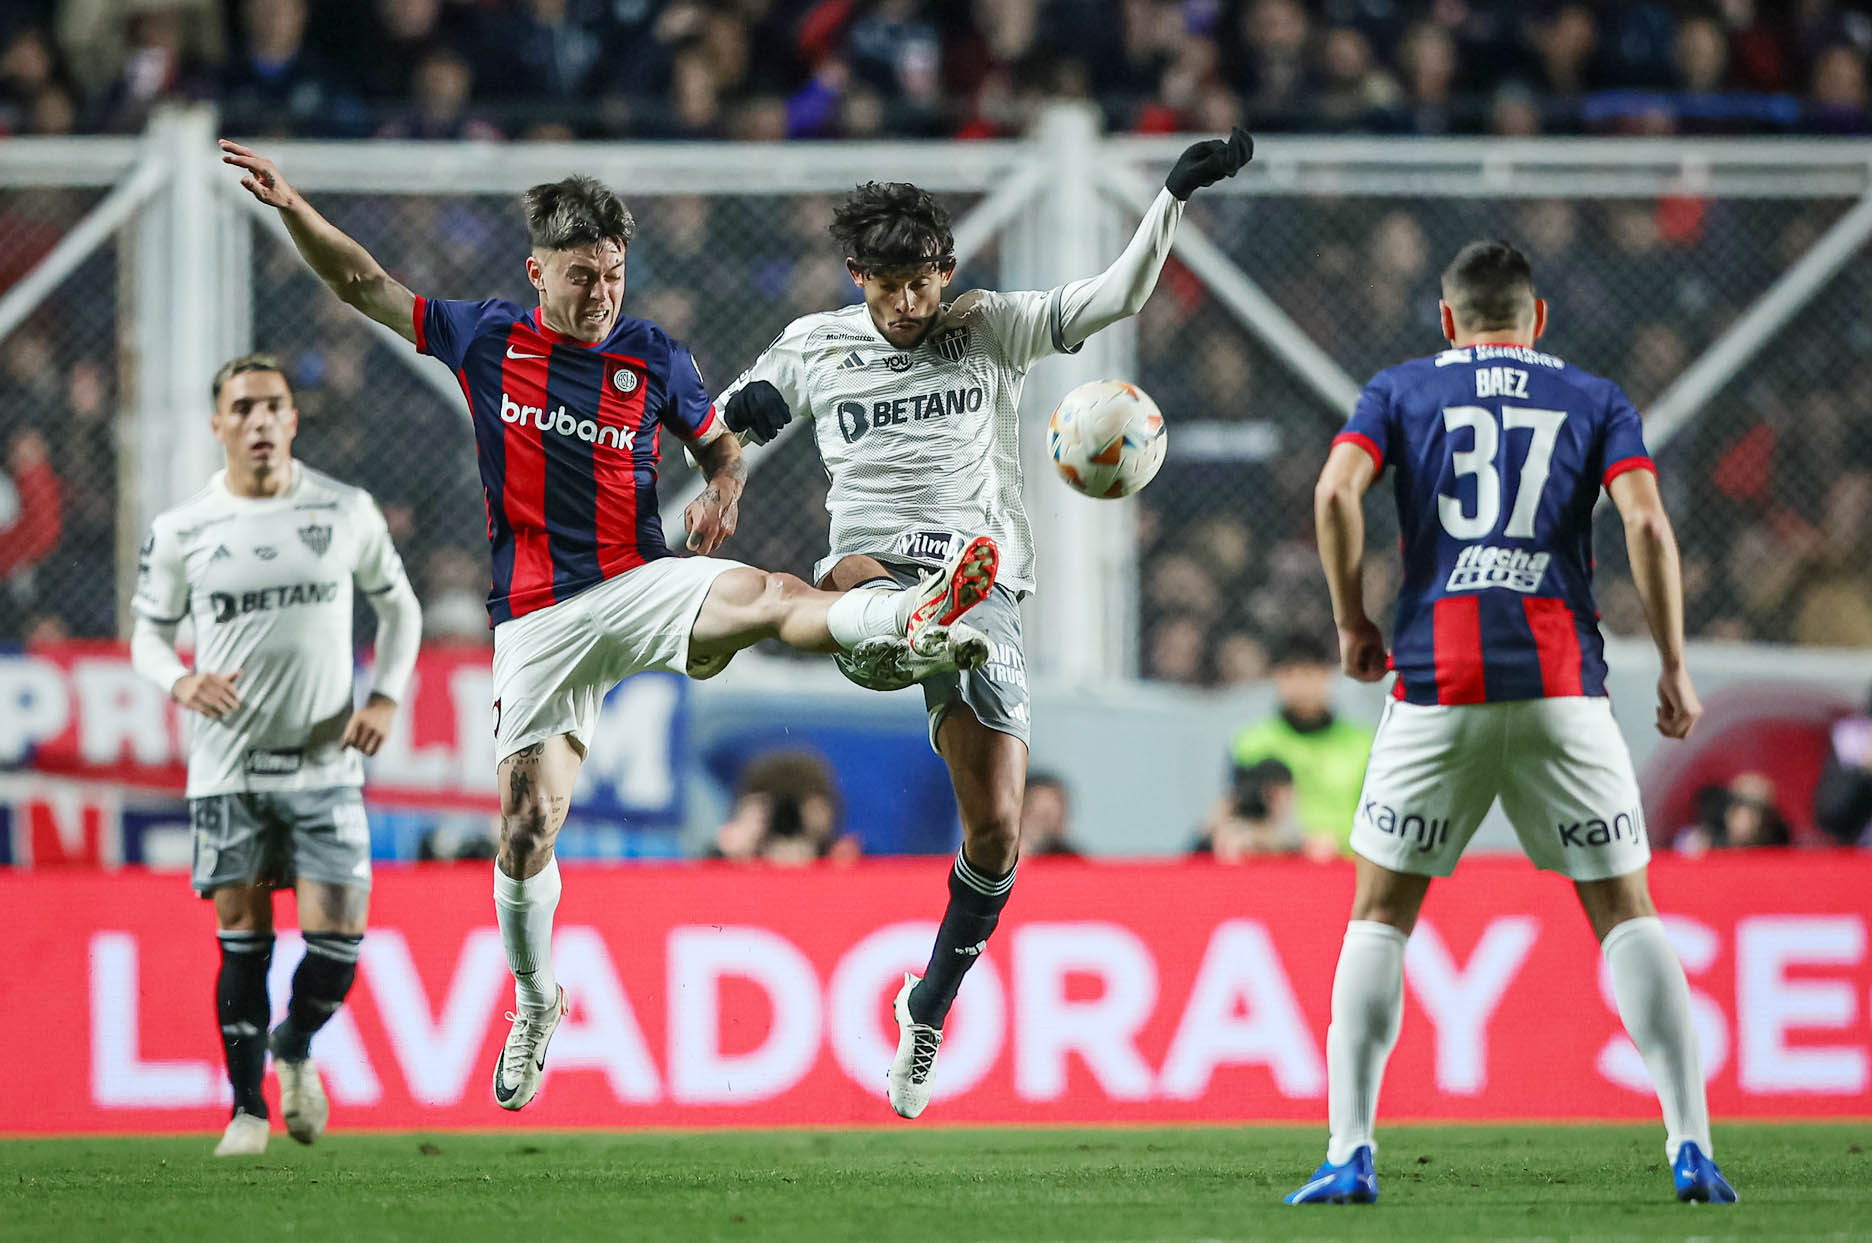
[935,704,1030,838]
[277,788,373,921]
[211,883,274,934]
[1573,868,1658,942]
[191,793,288,902]
[1347,700,1502,877]
[584,556,750,678]
[815,554,895,591]
[1497,696,1651,882]
[923,584,1029,757]
[1348,852,1434,933]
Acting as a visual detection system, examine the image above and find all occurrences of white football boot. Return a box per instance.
[901,535,999,662]
[273,1054,329,1145]
[839,623,991,691]
[492,986,567,1111]
[213,1110,269,1157]
[886,973,943,1120]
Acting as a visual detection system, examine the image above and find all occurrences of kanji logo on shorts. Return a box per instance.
[1361,798,1450,853]
[1557,809,1642,848]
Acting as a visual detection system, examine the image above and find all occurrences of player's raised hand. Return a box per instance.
[219,139,300,210]
[172,670,242,719]
[1655,665,1702,739]
[723,381,793,446]
[1336,616,1389,683]
[1165,126,1254,201]
[343,692,398,756]
[684,484,740,555]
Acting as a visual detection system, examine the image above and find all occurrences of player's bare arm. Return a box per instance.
[1608,467,1701,740]
[1313,440,1387,682]
[683,430,747,555]
[341,692,397,757]
[219,139,418,342]
[174,669,244,718]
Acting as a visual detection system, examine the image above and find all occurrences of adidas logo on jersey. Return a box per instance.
[500,393,636,450]
[837,351,867,370]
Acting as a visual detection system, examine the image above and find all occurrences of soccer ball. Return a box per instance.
[1046,380,1167,499]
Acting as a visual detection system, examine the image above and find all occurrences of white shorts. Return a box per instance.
[1349,696,1651,882]
[491,556,743,761]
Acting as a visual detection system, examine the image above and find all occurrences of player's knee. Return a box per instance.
[961,804,1021,869]
[750,570,811,626]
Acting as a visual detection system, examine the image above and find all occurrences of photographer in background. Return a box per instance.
[1192,758,1299,862]
[1227,630,1373,859]
[708,749,858,865]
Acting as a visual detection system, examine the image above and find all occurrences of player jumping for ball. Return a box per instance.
[712,128,1254,1118]
[1287,241,1735,1205]
[222,142,997,1113]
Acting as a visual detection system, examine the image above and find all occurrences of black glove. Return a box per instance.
[722,379,791,445]
[1164,126,1254,201]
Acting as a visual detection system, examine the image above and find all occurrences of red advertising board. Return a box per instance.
[5,854,1868,1134]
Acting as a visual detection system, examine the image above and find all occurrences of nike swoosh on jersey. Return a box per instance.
[506,346,548,360]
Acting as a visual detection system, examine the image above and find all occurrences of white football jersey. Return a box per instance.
[134,464,410,797]
[717,289,1079,593]
[717,188,1188,595]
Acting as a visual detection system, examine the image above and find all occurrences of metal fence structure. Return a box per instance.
[2,107,1869,684]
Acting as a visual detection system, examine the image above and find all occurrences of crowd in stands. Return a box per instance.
[0,1,1867,141]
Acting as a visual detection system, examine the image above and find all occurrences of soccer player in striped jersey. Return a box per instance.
[222,142,998,1113]
[1287,241,1734,1205]
[714,129,1254,1118]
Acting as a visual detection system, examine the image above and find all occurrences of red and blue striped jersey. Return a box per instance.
[1335,344,1654,706]
[413,297,717,624]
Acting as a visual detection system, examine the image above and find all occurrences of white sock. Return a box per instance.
[1326,920,1408,1164]
[494,856,561,1011]
[1603,915,1711,1162]
[824,588,903,649]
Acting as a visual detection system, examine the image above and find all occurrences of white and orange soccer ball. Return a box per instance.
[1046,380,1168,499]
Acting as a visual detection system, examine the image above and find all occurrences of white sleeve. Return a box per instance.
[351,492,420,703]
[130,615,189,696]
[713,316,816,446]
[977,189,1186,370]
[131,516,190,624]
[364,576,421,704]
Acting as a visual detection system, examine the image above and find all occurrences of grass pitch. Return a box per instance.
[4,1123,1866,1243]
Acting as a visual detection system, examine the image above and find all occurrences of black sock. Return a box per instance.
[272,932,363,1061]
[908,849,1015,1027]
[216,930,273,1119]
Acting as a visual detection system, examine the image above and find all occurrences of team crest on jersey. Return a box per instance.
[885,353,914,373]
[934,329,968,362]
[298,523,332,557]
[612,367,639,394]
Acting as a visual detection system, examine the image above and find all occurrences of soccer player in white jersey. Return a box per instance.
[222,141,997,1114]
[1287,242,1734,1204]
[714,128,1254,1118]
[131,355,422,1157]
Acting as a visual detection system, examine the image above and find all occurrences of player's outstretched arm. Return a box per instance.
[1051,127,1253,351]
[1314,440,1388,682]
[1609,468,1701,739]
[220,139,418,343]
[683,431,748,556]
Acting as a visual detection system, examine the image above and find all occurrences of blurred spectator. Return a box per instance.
[1227,630,1372,859]
[1192,757,1299,861]
[69,0,222,133]
[1814,690,1872,846]
[1020,771,1081,857]
[0,429,63,637]
[1673,772,1793,854]
[708,749,856,865]
[375,42,499,140]
[220,0,355,136]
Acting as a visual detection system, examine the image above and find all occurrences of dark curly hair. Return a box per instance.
[521,175,636,252]
[829,181,955,276]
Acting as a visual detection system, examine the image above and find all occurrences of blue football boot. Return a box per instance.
[1284,1145,1378,1204]
[1672,1141,1737,1203]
